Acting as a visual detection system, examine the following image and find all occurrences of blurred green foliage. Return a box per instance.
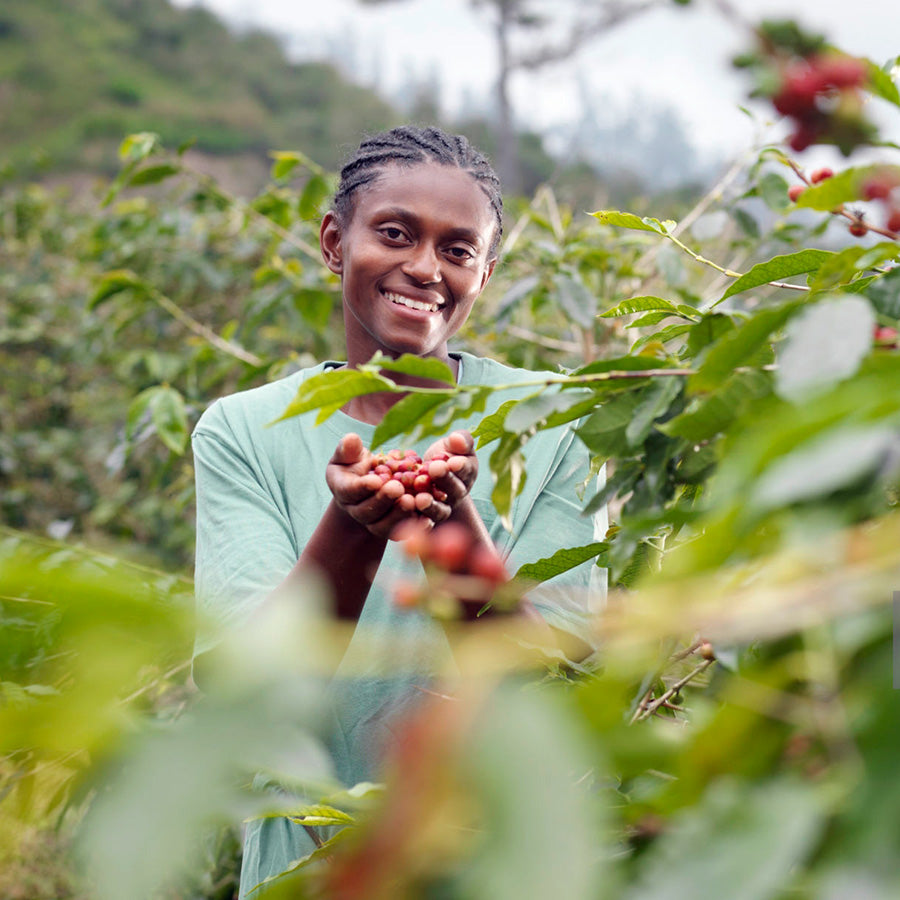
[2,12,900,900]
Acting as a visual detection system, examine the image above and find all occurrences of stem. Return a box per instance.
[635,659,715,722]
[181,162,323,262]
[147,285,264,367]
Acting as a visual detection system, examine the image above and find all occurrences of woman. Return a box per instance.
[192,125,606,895]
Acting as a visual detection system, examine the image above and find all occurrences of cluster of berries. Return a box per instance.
[772,53,871,153]
[788,166,900,238]
[367,447,450,506]
[861,169,900,236]
[392,520,511,618]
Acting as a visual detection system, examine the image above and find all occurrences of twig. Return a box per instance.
[146,285,264,367]
[635,659,715,722]
[117,659,192,706]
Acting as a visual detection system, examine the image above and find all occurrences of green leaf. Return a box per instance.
[732,206,760,238]
[751,424,895,512]
[601,296,698,320]
[504,391,588,434]
[90,270,144,309]
[288,803,355,827]
[270,151,301,181]
[631,322,693,352]
[273,369,397,423]
[792,166,900,211]
[626,779,823,900]
[490,441,526,526]
[515,542,608,584]
[628,311,673,328]
[590,210,669,234]
[496,275,540,322]
[298,174,331,219]
[574,356,678,376]
[775,295,874,401]
[360,352,455,385]
[473,400,517,446]
[126,163,180,187]
[718,249,833,302]
[625,377,682,446]
[758,171,789,210]
[867,265,900,319]
[575,390,645,457]
[118,132,160,162]
[866,57,900,108]
[806,245,886,291]
[128,386,188,454]
[661,370,770,442]
[553,274,596,328]
[691,302,801,393]
[371,392,454,449]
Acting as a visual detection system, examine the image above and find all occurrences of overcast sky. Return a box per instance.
[172,0,899,157]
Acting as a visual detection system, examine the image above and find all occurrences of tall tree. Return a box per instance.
[358,0,667,191]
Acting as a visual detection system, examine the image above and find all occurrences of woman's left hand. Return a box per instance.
[421,430,478,514]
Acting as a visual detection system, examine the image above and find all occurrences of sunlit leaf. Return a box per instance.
[717,250,833,302]
[273,369,398,423]
[515,542,608,583]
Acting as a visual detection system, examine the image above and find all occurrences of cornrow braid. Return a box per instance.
[332,125,503,255]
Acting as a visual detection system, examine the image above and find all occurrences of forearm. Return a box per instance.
[284,498,389,620]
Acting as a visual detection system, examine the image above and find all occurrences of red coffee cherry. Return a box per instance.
[886,209,900,234]
[810,167,834,184]
[469,544,508,585]
[428,522,472,572]
[848,221,869,237]
[788,184,806,202]
[862,175,895,200]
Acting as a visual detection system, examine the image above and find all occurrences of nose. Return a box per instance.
[401,242,442,285]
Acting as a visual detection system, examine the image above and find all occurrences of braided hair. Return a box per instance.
[332,125,503,256]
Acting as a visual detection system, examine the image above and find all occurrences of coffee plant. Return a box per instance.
[2,15,900,900]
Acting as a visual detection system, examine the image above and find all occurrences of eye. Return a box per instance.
[379,225,409,243]
[446,245,476,262]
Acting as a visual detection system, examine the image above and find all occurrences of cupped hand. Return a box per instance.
[421,430,478,510]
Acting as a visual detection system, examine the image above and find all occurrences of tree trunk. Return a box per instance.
[494,0,521,194]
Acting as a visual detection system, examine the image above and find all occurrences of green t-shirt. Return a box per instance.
[192,351,606,896]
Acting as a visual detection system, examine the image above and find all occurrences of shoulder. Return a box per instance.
[193,361,335,440]
[456,352,561,393]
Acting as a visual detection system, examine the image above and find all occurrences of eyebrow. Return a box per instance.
[374,206,485,247]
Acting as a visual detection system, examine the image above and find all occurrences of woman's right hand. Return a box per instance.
[326,433,450,539]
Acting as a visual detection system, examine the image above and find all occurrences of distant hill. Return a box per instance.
[0,0,401,180]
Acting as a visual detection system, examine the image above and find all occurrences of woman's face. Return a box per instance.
[320,161,498,365]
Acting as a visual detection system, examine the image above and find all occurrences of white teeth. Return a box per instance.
[385,292,441,312]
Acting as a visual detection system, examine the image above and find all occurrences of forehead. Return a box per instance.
[352,161,496,240]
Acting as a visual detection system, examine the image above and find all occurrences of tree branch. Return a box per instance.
[509,0,665,71]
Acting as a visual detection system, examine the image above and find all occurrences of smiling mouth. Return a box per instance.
[384,291,444,313]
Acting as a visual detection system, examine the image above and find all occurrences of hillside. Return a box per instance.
[0,0,400,178]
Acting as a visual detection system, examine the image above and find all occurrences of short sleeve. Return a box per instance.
[192,405,300,657]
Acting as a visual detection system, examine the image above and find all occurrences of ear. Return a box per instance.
[320,211,343,275]
[479,256,498,292]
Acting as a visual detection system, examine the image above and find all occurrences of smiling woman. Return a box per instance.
[190,125,606,897]
[320,161,498,373]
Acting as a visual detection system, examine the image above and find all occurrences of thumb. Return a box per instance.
[332,432,365,465]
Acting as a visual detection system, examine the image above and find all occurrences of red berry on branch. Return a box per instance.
[886,209,900,234]
[788,184,806,202]
[848,221,869,237]
[862,176,894,201]
[874,325,899,344]
[393,580,421,609]
[789,124,820,153]
[469,545,508,585]
[817,55,867,90]
[810,167,834,184]
[429,522,472,572]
